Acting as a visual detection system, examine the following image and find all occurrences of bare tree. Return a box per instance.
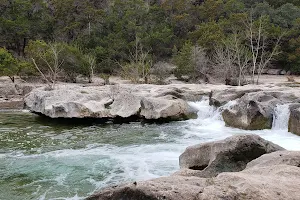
[85,54,96,83]
[213,44,237,84]
[119,36,152,83]
[31,43,64,90]
[246,14,283,84]
[191,45,210,82]
[212,34,251,86]
[231,33,251,86]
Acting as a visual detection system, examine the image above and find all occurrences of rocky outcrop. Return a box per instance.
[221,91,299,130]
[176,134,284,178]
[24,85,196,120]
[289,106,300,136]
[0,81,38,109]
[87,135,300,200]
[209,89,261,107]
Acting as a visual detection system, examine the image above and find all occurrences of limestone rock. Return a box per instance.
[222,91,298,130]
[209,89,261,107]
[24,85,193,120]
[246,151,300,169]
[289,107,300,136]
[0,84,18,97]
[177,134,284,178]
[0,99,24,109]
[87,147,300,200]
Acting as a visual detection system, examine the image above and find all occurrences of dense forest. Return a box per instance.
[0,0,300,86]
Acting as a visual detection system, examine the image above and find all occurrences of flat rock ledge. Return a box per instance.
[24,84,206,121]
[87,134,300,200]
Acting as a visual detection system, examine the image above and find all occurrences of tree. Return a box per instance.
[189,21,225,50]
[246,15,283,84]
[119,37,152,83]
[173,41,209,82]
[0,0,53,56]
[173,41,193,79]
[85,54,96,83]
[26,40,64,89]
[0,48,18,82]
[213,34,251,86]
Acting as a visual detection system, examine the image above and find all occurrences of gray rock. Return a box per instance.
[176,134,284,178]
[209,89,261,107]
[15,84,36,96]
[222,91,298,130]
[289,107,300,136]
[24,85,193,120]
[246,151,300,169]
[0,99,24,109]
[0,84,18,97]
[267,69,282,75]
[87,135,300,200]
[280,70,287,75]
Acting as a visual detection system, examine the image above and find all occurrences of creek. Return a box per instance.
[1,99,300,200]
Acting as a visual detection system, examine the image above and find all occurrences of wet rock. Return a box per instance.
[289,107,300,136]
[222,91,298,130]
[87,135,300,200]
[176,134,284,178]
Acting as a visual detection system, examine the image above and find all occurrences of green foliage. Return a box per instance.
[0,48,18,80]
[120,39,153,83]
[1,0,300,81]
[189,21,225,49]
[173,41,193,79]
[26,40,95,83]
[60,44,90,82]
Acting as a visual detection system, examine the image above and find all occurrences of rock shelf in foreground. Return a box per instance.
[87,134,300,200]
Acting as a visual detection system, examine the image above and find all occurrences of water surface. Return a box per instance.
[1,100,300,200]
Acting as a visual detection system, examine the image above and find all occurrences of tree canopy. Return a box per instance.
[0,0,300,84]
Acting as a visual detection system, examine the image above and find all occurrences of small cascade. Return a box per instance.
[188,98,237,122]
[272,104,290,131]
[188,98,216,120]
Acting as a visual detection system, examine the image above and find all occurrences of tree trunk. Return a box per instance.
[9,76,15,83]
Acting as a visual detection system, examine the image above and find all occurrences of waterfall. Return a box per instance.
[272,104,290,131]
[188,98,237,122]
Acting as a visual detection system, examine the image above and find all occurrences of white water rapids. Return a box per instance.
[1,99,300,200]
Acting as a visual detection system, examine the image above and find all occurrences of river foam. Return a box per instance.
[1,99,300,200]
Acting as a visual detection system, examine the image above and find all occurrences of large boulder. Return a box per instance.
[87,135,300,200]
[222,91,298,130]
[289,106,300,136]
[24,85,194,120]
[176,134,284,178]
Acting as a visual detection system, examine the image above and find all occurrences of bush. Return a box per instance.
[0,48,18,82]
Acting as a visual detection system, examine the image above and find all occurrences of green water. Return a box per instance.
[0,112,186,200]
[2,101,300,200]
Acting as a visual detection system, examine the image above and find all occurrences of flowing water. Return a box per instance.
[1,99,300,200]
